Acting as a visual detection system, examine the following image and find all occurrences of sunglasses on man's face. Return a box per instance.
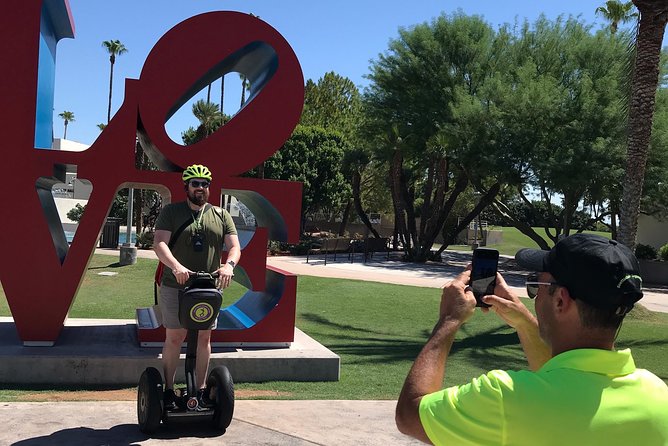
[525,274,561,299]
[189,180,210,189]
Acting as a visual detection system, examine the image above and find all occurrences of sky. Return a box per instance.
[52,0,656,146]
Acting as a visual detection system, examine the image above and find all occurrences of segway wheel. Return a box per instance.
[208,366,235,431]
[137,367,163,434]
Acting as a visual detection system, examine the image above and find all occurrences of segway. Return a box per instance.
[138,272,235,434]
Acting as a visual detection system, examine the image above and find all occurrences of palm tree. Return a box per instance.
[239,74,250,107]
[237,13,259,109]
[596,0,639,33]
[618,0,668,249]
[192,99,223,140]
[58,111,75,140]
[102,39,128,123]
[220,76,225,115]
[97,123,107,132]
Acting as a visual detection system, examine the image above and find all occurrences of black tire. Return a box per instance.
[208,366,234,431]
[137,367,163,434]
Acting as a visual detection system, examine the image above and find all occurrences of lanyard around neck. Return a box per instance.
[192,206,205,232]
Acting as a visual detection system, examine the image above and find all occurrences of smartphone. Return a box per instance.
[470,248,499,307]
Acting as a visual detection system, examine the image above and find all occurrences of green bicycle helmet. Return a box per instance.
[182,164,212,182]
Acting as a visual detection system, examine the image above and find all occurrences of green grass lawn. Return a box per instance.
[236,278,667,399]
[1,253,666,401]
[447,226,612,256]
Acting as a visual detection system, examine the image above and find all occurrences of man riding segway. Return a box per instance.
[137,164,241,433]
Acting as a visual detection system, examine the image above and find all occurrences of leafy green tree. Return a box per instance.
[58,111,74,139]
[596,0,639,33]
[301,72,374,235]
[67,193,127,223]
[365,13,507,260]
[102,40,128,124]
[264,125,350,230]
[618,0,668,249]
[474,17,631,247]
[301,72,363,141]
[365,13,640,257]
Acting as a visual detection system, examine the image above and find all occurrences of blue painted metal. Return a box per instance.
[35,0,74,148]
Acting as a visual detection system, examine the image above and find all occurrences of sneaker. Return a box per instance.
[163,388,178,411]
[197,387,214,409]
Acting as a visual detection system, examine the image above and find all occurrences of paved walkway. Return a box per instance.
[1,401,421,445]
[263,253,668,313]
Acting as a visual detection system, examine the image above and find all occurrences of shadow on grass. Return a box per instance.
[302,312,668,381]
[88,262,124,270]
[302,312,526,371]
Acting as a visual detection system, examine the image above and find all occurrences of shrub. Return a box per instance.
[635,244,657,260]
[267,240,283,255]
[66,203,86,222]
[658,243,668,262]
[136,231,154,249]
[288,240,312,255]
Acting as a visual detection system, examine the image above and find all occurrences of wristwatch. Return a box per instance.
[227,260,236,268]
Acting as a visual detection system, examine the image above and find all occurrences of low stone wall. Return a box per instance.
[639,260,668,285]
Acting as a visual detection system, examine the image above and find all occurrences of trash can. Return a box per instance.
[100,217,122,248]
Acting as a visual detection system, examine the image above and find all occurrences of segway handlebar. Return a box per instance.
[190,271,220,279]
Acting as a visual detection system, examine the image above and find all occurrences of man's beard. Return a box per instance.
[187,189,208,206]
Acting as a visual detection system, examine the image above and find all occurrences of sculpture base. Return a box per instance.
[0,317,340,385]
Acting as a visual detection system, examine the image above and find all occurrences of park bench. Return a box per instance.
[351,237,391,263]
[306,237,352,265]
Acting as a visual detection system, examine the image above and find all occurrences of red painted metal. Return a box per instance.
[0,3,304,344]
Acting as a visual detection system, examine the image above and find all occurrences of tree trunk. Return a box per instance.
[618,0,668,249]
[134,189,143,245]
[390,149,409,251]
[351,171,381,239]
[220,76,225,114]
[107,58,114,124]
[610,202,618,240]
[436,181,500,255]
[414,170,468,262]
[493,199,552,250]
[63,122,68,140]
[338,199,352,236]
[240,75,247,107]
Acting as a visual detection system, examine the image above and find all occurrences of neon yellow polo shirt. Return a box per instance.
[419,349,668,446]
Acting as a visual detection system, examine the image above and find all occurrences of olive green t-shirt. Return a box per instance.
[155,201,237,289]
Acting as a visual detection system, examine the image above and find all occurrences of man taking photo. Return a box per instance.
[396,233,668,445]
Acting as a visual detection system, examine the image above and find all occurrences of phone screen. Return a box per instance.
[470,248,499,307]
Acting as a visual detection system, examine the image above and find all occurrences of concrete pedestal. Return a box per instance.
[0,318,340,385]
[119,244,137,265]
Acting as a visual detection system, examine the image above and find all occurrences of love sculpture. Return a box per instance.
[0,0,304,346]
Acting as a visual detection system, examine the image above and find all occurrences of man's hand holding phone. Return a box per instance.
[439,269,477,324]
[482,273,537,331]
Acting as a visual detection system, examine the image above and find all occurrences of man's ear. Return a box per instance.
[554,286,576,316]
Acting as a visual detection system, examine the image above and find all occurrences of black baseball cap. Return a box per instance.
[515,234,643,314]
